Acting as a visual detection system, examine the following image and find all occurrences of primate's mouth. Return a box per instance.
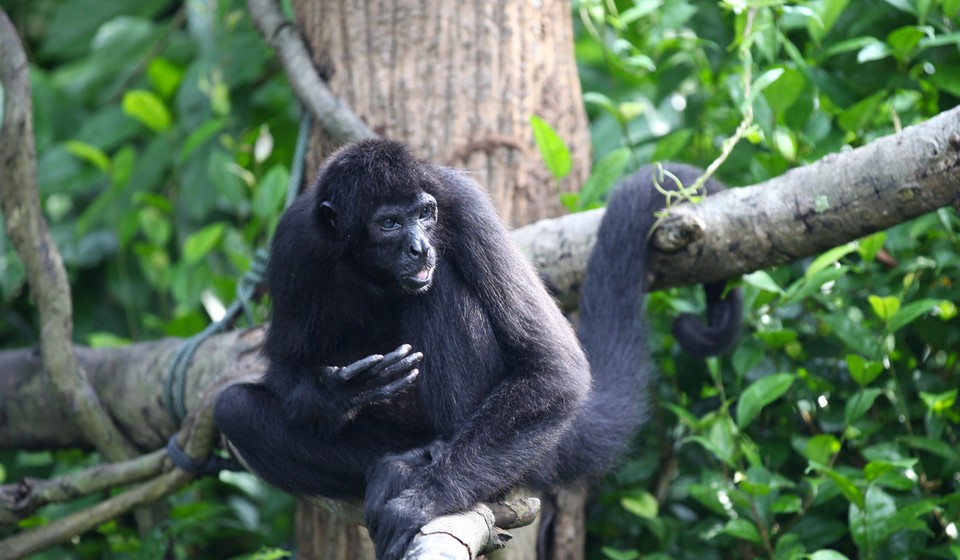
[401,266,434,293]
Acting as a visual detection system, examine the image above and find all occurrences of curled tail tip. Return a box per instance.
[672,283,743,358]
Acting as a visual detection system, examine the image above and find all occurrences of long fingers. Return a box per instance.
[336,354,384,382]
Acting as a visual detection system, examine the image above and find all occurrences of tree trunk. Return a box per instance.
[292,0,590,227]
[288,0,592,558]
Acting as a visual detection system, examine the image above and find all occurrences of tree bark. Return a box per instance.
[291,0,591,226]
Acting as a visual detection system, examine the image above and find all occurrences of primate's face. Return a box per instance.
[359,191,438,294]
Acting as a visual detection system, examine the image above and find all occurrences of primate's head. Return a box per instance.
[312,139,439,294]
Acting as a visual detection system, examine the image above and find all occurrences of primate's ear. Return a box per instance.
[319,201,337,229]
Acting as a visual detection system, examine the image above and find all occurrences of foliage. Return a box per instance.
[564,1,960,559]
[0,0,299,349]
[0,0,296,556]
[1,0,959,559]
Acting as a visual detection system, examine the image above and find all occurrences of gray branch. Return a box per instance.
[515,106,960,306]
[0,10,138,462]
[246,0,375,144]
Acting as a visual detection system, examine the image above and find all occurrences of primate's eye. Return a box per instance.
[419,206,434,220]
[380,218,400,231]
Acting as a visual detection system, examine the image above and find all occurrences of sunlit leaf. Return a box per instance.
[530,115,572,180]
[620,491,658,519]
[65,140,111,172]
[122,89,171,132]
[806,242,858,279]
[868,294,901,321]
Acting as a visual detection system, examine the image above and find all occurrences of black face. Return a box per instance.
[359,192,439,294]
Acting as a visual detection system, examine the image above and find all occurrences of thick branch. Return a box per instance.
[514,106,960,304]
[0,11,139,461]
[246,0,374,144]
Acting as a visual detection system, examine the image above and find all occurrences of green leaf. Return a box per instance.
[939,300,958,320]
[882,0,918,15]
[815,463,864,508]
[137,206,171,247]
[898,435,960,461]
[857,231,887,262]
[147,56,184,99]
[742,270,783,295]
[857,41,892,63]
[719,519,762,544]
[806,242,858,279]
[600,547,639,560]
[651,129,693,162]
[87,332,131,348]
[846,354,884,386]
[253,165,290,221]
[781,265,849,307]
[65,140,111,172]
[844,388,883,424]
[868,294,901,321]
[530,115,572,180]
[750,68,785,101]
[122,89,171,132]
[886,26,932,61]
[579,148,630,209]
[736,373,795,428]
[182,223,226,264]
[919,31,960,49]
[806,435,841,465]
[583,92,625,124]
[762,67,806,115]
[889,299,946,332]
[620,491,659,519]
[180,118,227,161]
[771,494,802,514]
[849,485,897,550]
[819,36,877,60]
[838,92,885,133]
[919,389,957,413]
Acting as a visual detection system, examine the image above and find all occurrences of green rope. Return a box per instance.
[164,112,312,425]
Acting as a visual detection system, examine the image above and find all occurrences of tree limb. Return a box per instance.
[514,106,960,306]
[246,0,374,144]
[0,10,139,462]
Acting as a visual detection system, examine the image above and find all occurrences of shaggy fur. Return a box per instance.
[214,140,739,560]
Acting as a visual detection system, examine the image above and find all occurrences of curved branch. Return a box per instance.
[246,0,375,144]
[0,11,138,461]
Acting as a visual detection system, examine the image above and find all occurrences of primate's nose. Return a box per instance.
[410,238,430,257]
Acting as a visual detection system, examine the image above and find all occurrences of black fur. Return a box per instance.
[213,141,739,559]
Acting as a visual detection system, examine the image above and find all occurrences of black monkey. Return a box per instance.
[214,140,739,559]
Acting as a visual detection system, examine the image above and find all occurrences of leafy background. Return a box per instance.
[1,0,959,559]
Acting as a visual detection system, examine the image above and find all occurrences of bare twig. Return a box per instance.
[0,469,193,560]
[0,450,168,523]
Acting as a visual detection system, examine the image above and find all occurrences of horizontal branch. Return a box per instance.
[1,109,959,448]
[515,106,960,305]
